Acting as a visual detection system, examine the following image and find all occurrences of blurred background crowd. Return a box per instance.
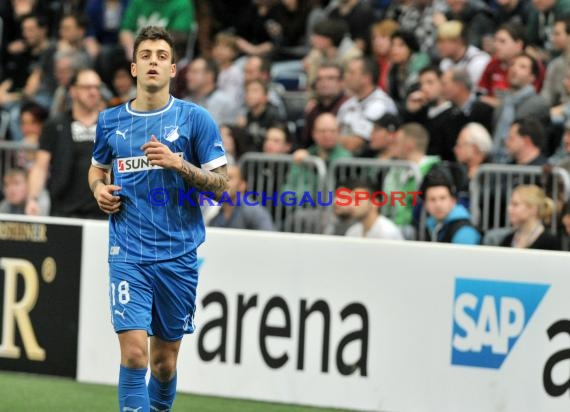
[1,0,570,251]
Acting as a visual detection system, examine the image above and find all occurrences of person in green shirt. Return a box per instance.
[120,0,196,61]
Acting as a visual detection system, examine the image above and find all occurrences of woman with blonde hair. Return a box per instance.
[370,19,399,92]
[500,185,561,250]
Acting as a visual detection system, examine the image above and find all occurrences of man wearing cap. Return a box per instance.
[362,113,402,159]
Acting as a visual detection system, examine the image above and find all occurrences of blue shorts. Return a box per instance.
[109,251,199,341]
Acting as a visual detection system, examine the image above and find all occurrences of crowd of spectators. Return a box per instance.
[1,0,570,251]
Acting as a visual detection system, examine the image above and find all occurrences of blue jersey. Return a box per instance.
[92,96,226,263]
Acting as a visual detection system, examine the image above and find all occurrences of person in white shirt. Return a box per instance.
[343,179,404,240]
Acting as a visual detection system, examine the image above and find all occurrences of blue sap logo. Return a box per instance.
[451,278,549,369]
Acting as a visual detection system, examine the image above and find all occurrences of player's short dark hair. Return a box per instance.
[512,117,545,150]
[133,26,176,63]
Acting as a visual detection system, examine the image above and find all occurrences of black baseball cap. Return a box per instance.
[372,113,402,132]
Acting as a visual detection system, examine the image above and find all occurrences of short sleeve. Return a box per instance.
[189,106,227,170]
[91,113,113,169]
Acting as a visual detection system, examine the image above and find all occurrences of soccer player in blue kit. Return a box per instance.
[88,26,228,411]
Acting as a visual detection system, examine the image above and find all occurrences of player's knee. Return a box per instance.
[121,345,148,368]
[150,356,177,382]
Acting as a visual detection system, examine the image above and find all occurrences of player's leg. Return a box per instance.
[148,337,181,411]
[148,253,199,411]
[110,262,154,412]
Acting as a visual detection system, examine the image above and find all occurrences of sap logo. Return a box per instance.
[451,278,549,369]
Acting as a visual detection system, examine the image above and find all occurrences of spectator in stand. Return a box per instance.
[370,19,400,93]
[303,18,361,89]
[119,0,196,61]
[440,67,494,159]
[495,0,533,27]
[208,164,276,231]
[220,125,250,164]
[211,33,244,109]
[239,79,286,151]
[344,179,404,240]
[454,122,493,180]
[500,184,561,250]
[184,57,240,126]
[328,0,375,51]
[366,113,402,160]
[437,20,491,86]
[492,54,550,163]
[336,57,397,154]
[505,117,549,166]
[16,101,48,170]
[0,168,28,214]
[107,63,136,108]
[421,167,482,244]
[243,55,287,119]
[382,122,440,226]
[322,182,357,236]
[541,16,570,107]
[442,0,496,50]
[302,62,348,148]
[234,0,278,57]
[387,30,431,107]
[479,23,544,107]
[263,124,293,154]
[404,66,457,160]
[269,0,312,59]
[527,0,570,60]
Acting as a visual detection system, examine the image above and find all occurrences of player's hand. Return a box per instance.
[94,183,122,214]
[141,135,181,170]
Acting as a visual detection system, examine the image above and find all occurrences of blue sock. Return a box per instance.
[118,365,149,412]
[148,372,177,411]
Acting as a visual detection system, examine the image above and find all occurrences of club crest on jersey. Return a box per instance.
[164,126,179,142]
[116,153,183,173]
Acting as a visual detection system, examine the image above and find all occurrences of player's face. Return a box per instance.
[131,39,176,92]
[425,186,456,221]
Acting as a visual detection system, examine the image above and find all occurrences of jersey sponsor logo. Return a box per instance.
[451,278,549,369]
[164,126,179,142]
[116,153,183,173]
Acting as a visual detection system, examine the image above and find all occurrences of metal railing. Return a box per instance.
[238,153,327,233]
[470,164,570,234]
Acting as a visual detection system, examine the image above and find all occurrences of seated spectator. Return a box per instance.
[208,164,275,231]
[184,57,240,126]
[220,125,250,164]
[243,55,287,119]
[527,0,570,60]
[270,0,312,58]
[303,18,361,88]
[443,0,496,50]
[365,113,402,159]
[302,62,348,148]
[239,79,286,151]
[505,118,548,166]
[211,32,244,107]
[454,122,493,180]
[0,168,28,214]
[370,19,399,93]
[337,56,397,154]
[541,16,570,107]
[327,0,375,51]
[382,122,440,226]
[322,183,357,236]
[492,54,550,163]
[234,0,277,57]
[500,184,561,250]
[387,30,430,106]
[344,179,404,240]
[16,101,48,170]
[437,21,490,86]
[284,113,352,193]
[263,124,293,154]
[107,63,136,107]
[495,0,532,27]
[478,23,541,105]
[421,167,481,245]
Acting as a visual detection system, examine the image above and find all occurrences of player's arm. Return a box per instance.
[142,136,229,201]
[88,165,122,214]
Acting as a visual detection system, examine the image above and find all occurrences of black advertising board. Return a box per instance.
[0,220,82,378]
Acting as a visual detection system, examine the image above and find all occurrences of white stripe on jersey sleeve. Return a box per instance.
[201,155,227,171]
[91,157,112,169]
